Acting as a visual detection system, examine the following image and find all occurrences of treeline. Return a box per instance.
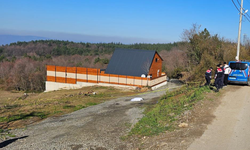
[0,59,46,91]
[0,40,180,59]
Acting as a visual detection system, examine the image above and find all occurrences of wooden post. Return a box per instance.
[86,68,88,82]
[65,67,67,83]
[75,67,77,84]
[55,66,56,82]
[97,69,98,83]
[99,70,102,82]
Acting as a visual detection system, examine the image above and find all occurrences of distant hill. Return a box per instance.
[0,40,181,58]
[0,34,49,45]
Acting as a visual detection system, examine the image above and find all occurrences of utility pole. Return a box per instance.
[236,0,244,61]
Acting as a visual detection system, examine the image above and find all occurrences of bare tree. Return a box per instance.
[181,23,201,42]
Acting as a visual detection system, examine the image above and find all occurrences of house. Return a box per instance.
[45,48,167,92]
[105,48,163,79]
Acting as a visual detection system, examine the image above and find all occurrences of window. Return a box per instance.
[229,63,248,70]
[155,58,158,62]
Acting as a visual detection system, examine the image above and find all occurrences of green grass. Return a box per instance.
[130,85,211,136]
[53,110,63,114]
[63,103,97,111]
[3,104,21,109]
[86,102,98,106]
[73,105,86,111]
[0,129,4,133]
[63,105,75,109]
[0,129,16,140]
[0,112,48,123]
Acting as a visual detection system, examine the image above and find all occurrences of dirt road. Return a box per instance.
[188,85,250,150]
[1,81,181,150]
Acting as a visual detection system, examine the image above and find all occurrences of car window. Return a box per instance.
[229,63,248,70]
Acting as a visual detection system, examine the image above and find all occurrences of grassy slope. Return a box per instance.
[130,85,211,136]
[0,86,136,129]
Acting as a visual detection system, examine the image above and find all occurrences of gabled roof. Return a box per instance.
[105,48,161,77]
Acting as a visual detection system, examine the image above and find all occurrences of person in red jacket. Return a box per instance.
[205,67,213,86]
[214,64,224,91]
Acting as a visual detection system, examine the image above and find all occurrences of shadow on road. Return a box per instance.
[0,136,28,148]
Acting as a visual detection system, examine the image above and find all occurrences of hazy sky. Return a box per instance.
[1,0,250,44]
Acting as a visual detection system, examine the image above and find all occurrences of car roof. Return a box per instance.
[229,61,250,64]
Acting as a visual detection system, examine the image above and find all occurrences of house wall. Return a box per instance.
[46,65,167,92]
[148,53,163,79]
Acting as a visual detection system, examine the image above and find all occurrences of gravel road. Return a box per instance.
[188,85,250,150]
[1,80,182,150]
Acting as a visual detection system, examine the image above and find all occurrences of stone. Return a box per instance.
[178,123,188,128]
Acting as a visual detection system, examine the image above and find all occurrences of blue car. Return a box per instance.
[228,61,250,85]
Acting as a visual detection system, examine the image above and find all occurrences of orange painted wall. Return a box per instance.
[148,53,163,79]
[46,65,165,87]
[67,67,76,73]
[47,65,56,71]
[56,66,66,72]
[47,76,56,82]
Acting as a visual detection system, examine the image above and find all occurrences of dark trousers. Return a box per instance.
[221,74,224,86]
[224,74,229,86]
[215,77,222,90]
[205,76,211,86]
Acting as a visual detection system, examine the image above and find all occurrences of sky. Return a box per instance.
[0,0,250,44]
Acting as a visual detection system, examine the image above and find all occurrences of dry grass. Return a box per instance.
[0,86,137,129]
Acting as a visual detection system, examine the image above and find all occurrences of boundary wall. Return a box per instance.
[46,65,167,91]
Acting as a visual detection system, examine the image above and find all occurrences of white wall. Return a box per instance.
[45,81,81,92]
[45,81,137,92]
[151,81,167,90]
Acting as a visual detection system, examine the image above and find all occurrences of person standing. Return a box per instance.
[223,62,231,86]
[214,64,224,92]
[205,67,213,86]
[220,64,225,87]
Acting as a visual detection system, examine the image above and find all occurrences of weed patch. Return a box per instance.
[3,104,21,109]
[63,104,87,111]
[0,129,16,140]
[86,102,98,106]
[130,85,211,136]
[63,105,75,109]
[0,112,48,123]
[73,105,86,111]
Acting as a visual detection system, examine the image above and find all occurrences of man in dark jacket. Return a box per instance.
[205,67,213,86]
[214,64,224,91]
